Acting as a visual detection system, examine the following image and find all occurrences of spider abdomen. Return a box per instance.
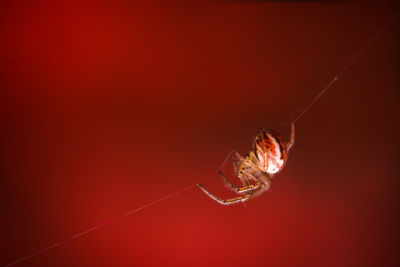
[253,129,288,174]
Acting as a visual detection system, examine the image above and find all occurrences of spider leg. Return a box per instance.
[219,149,242,169]
[287,122,295,152]
[236,182,262,193]
[221,180,262,194]
[218,149,247,193]
[239,176,250,186]
[197,183,252,205]
[233,157,250,186]
[219,169,257,193]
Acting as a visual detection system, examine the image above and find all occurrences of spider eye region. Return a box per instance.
[253,129,287,174]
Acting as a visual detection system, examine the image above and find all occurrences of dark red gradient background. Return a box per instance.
[1,1,399,266]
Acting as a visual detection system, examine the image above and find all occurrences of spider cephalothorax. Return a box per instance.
[198,123,295,205]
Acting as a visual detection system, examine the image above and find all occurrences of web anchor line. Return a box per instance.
[290,19,394,124]
[5,184,196,267]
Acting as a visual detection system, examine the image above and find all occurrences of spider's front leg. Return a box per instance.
[218,149,249,192]
[197,183,252,205]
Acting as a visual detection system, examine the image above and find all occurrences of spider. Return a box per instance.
[197,122,295,205]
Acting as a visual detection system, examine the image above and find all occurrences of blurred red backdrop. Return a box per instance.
[1,1,399,266]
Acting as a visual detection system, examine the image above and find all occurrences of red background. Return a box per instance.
[1,1,399,266]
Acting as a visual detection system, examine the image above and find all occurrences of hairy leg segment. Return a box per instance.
[197,149,261,205]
